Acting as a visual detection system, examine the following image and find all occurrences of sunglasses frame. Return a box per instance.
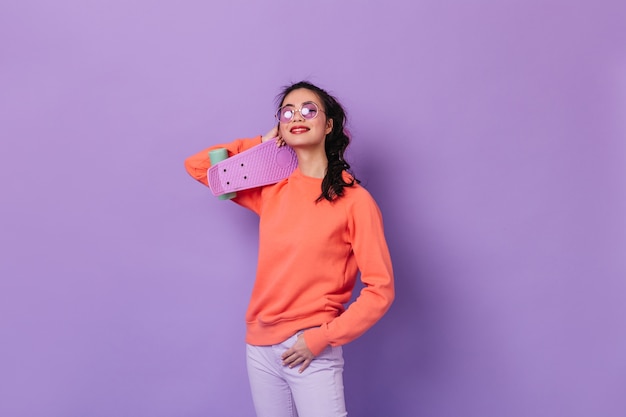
[275,102,323,123]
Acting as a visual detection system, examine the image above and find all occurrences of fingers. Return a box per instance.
[282,354,312,373]
[281,335,315,373]
[281,351,313,372]
[298,358,313,373]
[281,348,294,362]
[281,352,302,367]
[284,354,302,367]
[261,126,279,143]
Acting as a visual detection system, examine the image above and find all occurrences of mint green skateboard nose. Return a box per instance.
[208,148,237,200]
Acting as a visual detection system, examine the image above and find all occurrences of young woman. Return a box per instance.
[184,81,394,417]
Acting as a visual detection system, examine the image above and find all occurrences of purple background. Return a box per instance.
[1,1,625,416]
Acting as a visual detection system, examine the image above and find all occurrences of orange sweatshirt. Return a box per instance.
[185,137,394,355]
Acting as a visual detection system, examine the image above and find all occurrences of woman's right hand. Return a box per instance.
[261,126,285,147]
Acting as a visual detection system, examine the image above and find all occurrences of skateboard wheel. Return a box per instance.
[208,148,237,200]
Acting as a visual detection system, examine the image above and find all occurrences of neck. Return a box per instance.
[294,148,328,178]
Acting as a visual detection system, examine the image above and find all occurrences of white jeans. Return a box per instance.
[246,332,347,417]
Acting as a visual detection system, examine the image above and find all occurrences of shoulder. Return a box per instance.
[342,171,373,199]
[339,183,388,236]
[339,180,382,213]
[343,181,373,199]
[340,171,375,201]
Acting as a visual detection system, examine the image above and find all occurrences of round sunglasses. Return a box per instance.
[275,102,322,123]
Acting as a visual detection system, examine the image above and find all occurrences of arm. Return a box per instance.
[184,136,263,187]
[303,193,395,355]
[184,126,280,186]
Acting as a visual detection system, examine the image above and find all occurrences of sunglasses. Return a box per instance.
[275,102,322,123]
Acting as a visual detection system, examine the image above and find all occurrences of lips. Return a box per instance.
[290,126,310,134]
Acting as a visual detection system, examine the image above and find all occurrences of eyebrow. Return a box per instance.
[281,100,317,107]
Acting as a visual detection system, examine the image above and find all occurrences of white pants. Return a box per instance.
[246,332,347,417]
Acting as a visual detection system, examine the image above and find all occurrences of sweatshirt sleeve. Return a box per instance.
[303,191,395,355]
[184,136,263,186]
[184,136,264,213]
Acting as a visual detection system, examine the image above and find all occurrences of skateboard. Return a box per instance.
[207,138,298,199]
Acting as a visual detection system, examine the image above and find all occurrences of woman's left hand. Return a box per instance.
[281,334,315,373]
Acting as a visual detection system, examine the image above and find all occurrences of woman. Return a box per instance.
[184,81,394,417]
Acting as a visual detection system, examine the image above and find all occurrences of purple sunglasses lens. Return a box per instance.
[301,103,318,119]
[277,103,319,122]
[279,107,294,122]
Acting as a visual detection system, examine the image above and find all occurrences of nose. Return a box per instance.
[291,109,305,122]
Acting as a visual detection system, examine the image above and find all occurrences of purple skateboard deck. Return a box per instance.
[207,139,298,197]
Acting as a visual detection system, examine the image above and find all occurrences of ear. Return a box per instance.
[325,117,333,135]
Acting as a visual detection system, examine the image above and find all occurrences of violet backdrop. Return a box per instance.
[1,1,625,416]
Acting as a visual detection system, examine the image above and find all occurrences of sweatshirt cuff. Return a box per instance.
[303,327,329,356]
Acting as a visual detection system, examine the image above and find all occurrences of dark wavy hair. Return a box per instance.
[276,81,359,202]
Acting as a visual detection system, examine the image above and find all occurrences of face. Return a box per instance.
[278,88,333,149]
